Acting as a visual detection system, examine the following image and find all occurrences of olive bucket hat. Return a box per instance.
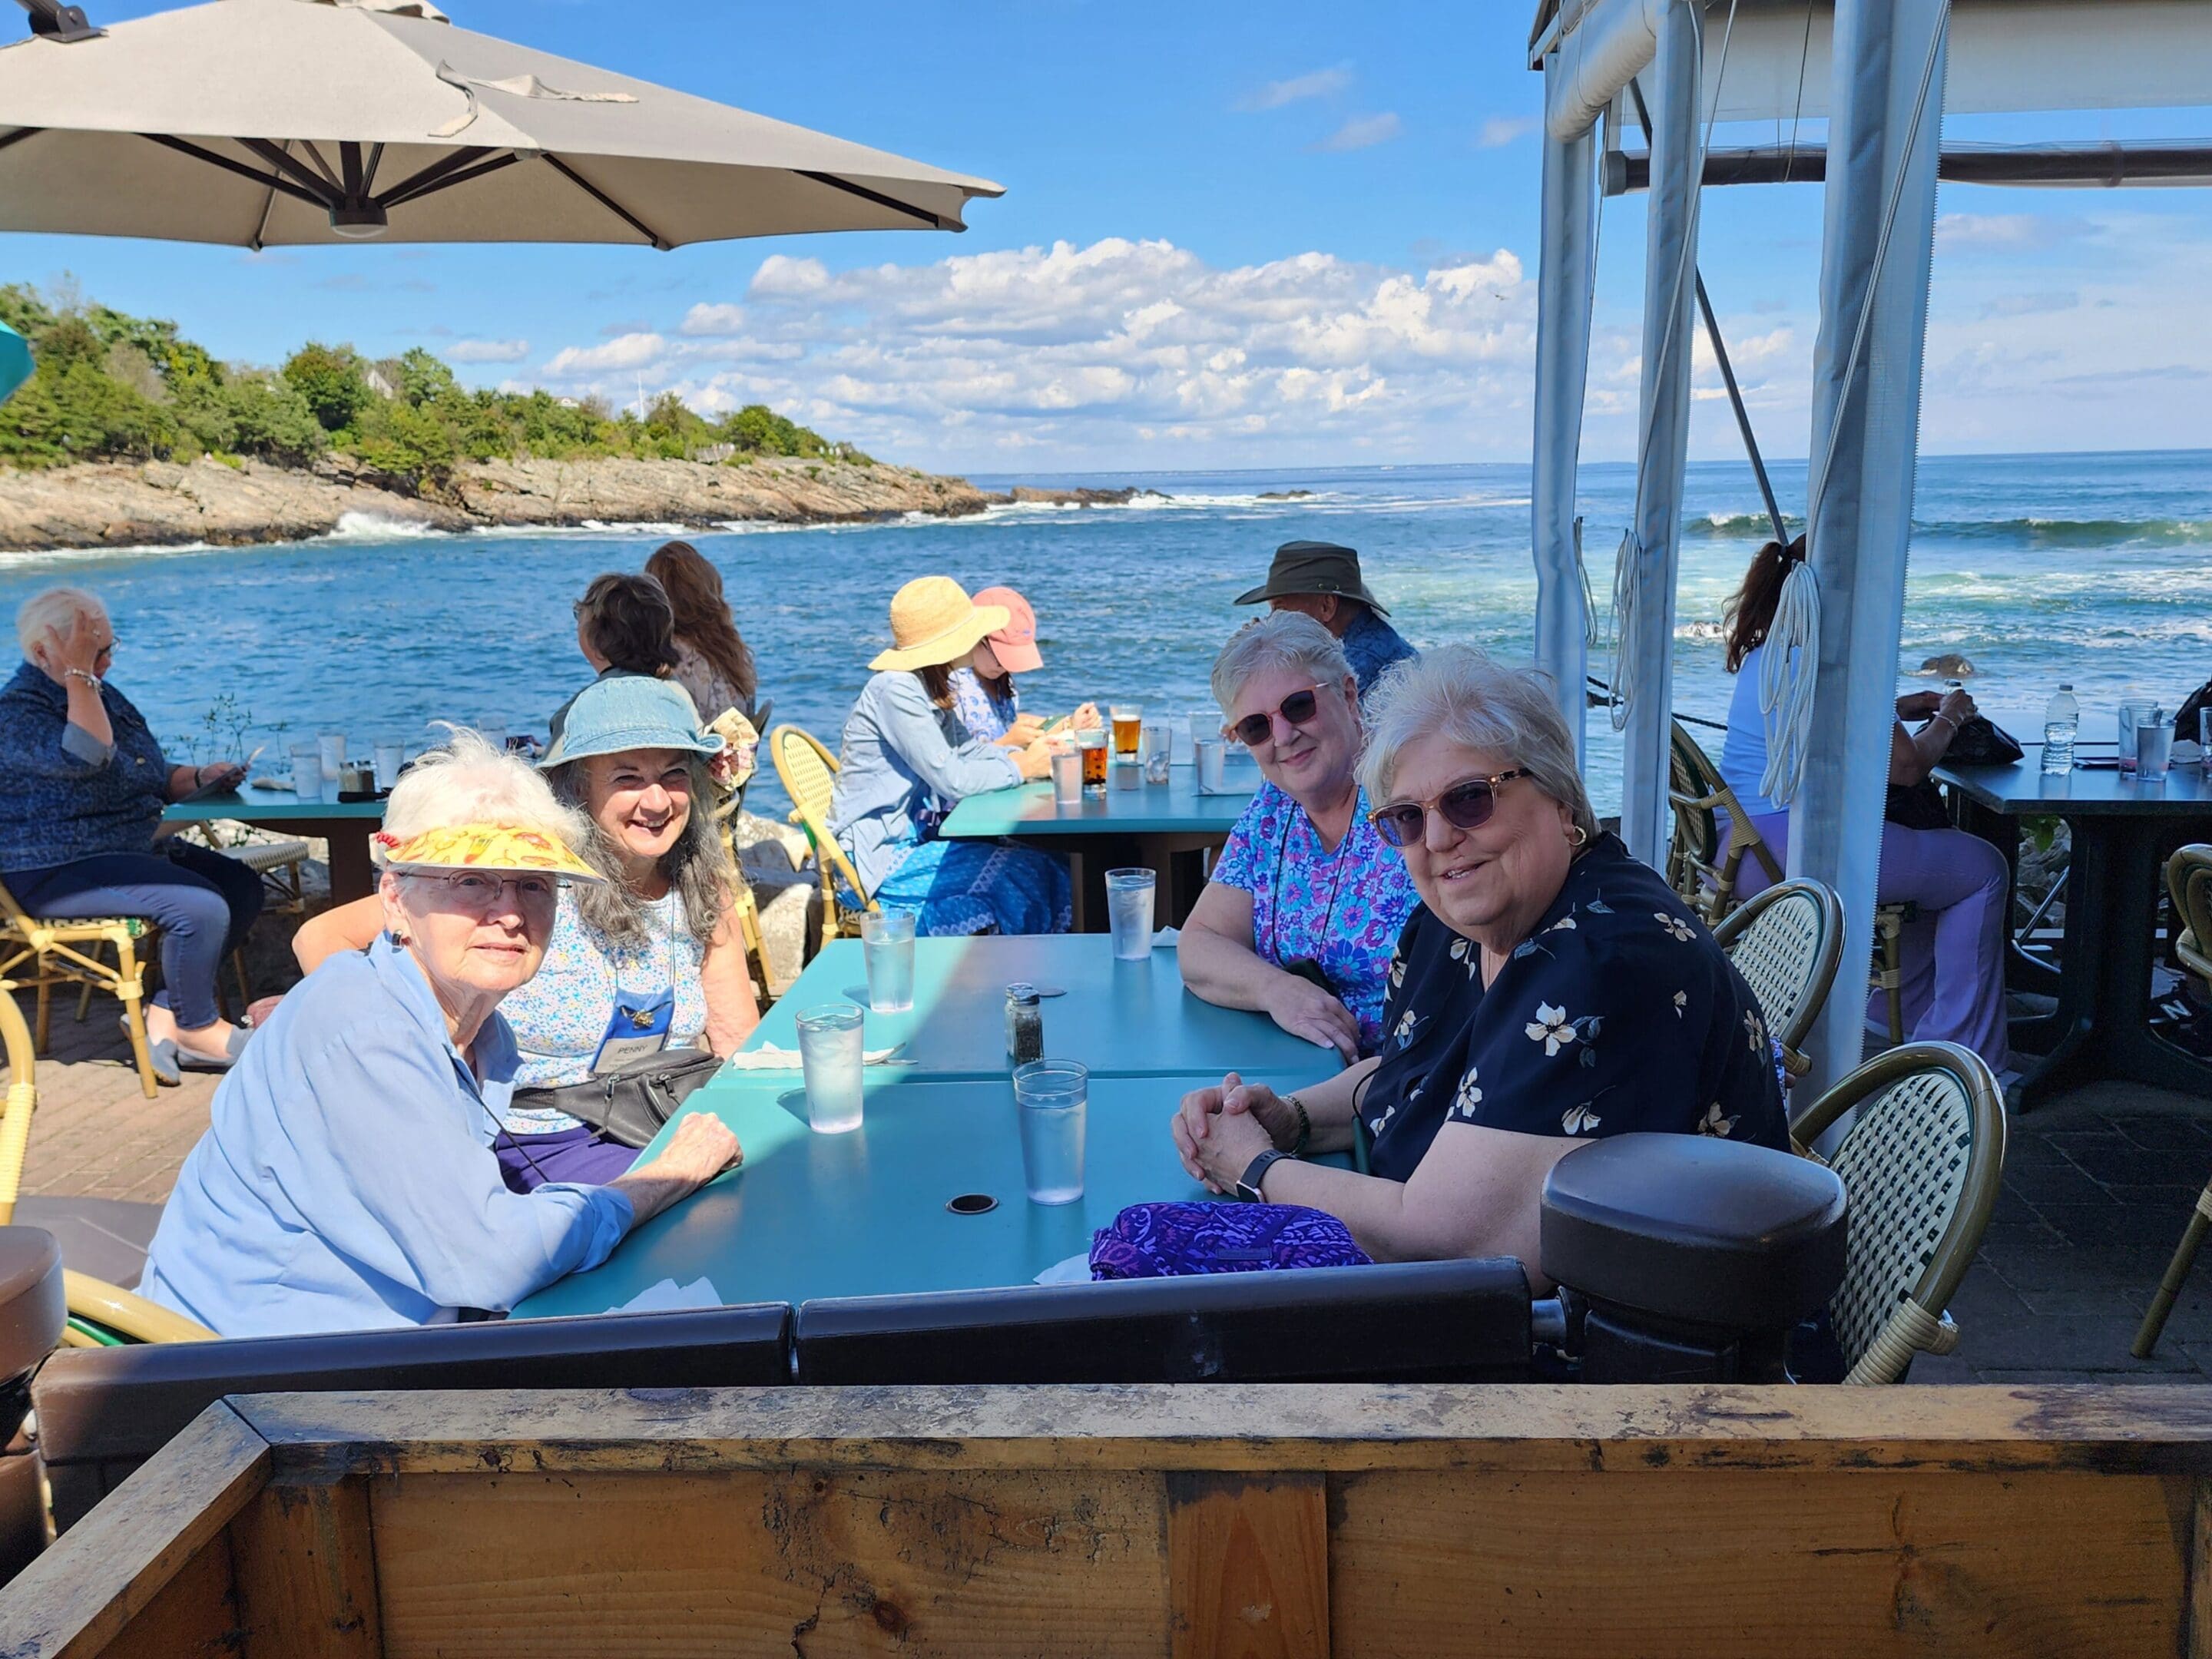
[1233,539,1391,618]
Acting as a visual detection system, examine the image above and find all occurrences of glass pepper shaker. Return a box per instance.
[1005,982,1044,1068]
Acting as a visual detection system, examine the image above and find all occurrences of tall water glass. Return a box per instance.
[372,739,407,791]
[290,740,326,803]
[1051,745,1082,807]
[1014,1058,1088,1205]
[796,1004,866,1133]
[317,731,347,783]
[1194,737,1226,793]
[2119,701,2155,775]
[2137,717,2174,783]
[1187,709,1218,763]
[2200,709,2212,773]
[859,911,916,1014]
[1105,867,1156,961]
[1141,721,1171,784]
[478,720,510,755]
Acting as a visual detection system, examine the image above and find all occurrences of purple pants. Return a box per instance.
[495,1124,640,1193]
[1736,810,2010,1071]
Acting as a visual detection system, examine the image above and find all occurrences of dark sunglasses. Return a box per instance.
[1368,770,1532,848]
[1227,683,1332,748]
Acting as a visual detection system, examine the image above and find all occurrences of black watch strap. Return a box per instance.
[1235,1148,1293,1203]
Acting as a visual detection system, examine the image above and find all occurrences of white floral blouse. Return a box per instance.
[1360,833,1787,1183]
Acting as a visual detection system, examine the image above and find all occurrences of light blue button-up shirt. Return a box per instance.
[141,936,636,1337]
[827,669,1022,896]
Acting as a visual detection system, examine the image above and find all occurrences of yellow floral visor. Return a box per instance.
[371,822,607,884]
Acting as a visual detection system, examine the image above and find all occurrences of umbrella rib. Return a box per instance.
[372,145,495,209]
[543,154,670,250]
[139,134,330,209]
[379,151,520,210]
[237,137,343,204]
[0,127,39,157]
[796,170,947,230]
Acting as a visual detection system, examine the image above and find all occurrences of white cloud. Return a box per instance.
[1936,212,2074,252]
[749,255,830,298]
[1315,112,1402,153]
[541,332,667,376]
[444,338,528,364]
[1237,64,1351,111]
[1476,115,1536,148]
[680,303,747,336]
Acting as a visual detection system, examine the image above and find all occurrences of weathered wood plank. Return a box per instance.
[1168,1474,1328,1659]
[231,1385,2212,1477]
[0,1401,268,1659]
[2190,1478,2212,1659]
[368,1469,1168,1658]
[95,1538,237,1659]
[1330,1467,2187,1658]
[229,1479,381,1659]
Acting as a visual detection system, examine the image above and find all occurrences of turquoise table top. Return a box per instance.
[512,1068,1318,1318]
[742,934,1339,1081]
[161,793,386,823]
[938,763,1255,839]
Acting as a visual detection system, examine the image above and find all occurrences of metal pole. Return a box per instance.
[1619,1,1703,867]
[1532,55,1599,760]
[1791,0,1949,1099]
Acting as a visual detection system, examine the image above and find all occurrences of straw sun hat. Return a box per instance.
[869,577,1011,673]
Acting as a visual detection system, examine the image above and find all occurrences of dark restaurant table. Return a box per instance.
[161,793,385,902]
[1937,749,2212,1109]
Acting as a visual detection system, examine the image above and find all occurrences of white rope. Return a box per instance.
[1758,562,1821,806]
[1608,528,1641,732]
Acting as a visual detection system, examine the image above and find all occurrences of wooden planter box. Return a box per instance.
[5,1383,2212,1657]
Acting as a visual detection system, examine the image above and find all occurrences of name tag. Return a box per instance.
[591,992,672,1074]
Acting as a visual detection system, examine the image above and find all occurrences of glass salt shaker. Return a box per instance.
[1005,982,1044,1068]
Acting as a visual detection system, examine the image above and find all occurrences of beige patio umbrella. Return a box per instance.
[0,0,1002,247]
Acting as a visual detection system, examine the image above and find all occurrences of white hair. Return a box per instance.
[1209,611,1353,715]
[15,587,108,657]
[374,726,591,866]
[1357,647,1599,841]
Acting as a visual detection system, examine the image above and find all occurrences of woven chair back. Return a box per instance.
[1713,877,1844,1065]
[2168,845,2212,985]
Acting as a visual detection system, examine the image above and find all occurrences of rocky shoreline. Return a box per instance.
[0,454,1155,553]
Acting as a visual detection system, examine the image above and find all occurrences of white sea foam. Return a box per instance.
[0,538,220,567]
[323,511,450,541]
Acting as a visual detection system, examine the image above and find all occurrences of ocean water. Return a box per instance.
[2,449,2207,819]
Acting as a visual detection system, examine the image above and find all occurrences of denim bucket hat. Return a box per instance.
[541,674,724,767]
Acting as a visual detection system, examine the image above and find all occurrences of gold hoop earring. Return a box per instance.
[1567,824,1589,849]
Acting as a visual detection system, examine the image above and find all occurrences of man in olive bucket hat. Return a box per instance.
[1233,541,1416,697]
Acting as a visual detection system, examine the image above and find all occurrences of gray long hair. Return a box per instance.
[1357,647,1599,843]
[547,752,734,947]
[1209,611,1353,716]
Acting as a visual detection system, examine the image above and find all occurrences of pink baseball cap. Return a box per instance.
[973,586,1042,674]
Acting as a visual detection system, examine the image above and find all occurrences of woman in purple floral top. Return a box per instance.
[1178,614,1418,1060]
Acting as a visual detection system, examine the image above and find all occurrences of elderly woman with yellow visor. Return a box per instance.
[141,732,740,1339]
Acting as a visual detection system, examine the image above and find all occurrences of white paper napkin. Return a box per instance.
[719,1044,908,1070]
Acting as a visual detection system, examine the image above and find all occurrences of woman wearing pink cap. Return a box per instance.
[948,586,1097,747]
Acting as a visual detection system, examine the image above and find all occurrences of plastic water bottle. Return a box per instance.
[2041,684,2078,775]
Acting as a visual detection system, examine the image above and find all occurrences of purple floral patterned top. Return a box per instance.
[1209,782,1419,1055]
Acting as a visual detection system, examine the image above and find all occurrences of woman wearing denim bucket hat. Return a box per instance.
[296,677,760,1187]
[828,576,1071,935]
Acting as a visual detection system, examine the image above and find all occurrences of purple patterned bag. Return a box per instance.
[1088,1202,1373,1280]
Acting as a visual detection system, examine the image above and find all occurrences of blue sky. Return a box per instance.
[10,0,2212,472]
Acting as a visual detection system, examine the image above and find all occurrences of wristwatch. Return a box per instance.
[1235,1148,1294,1203]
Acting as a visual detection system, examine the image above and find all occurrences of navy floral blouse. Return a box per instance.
[1361,833,1787,1182]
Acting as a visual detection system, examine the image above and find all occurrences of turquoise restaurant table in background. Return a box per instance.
[743,934,1337,1081]
[937,762,1255,928]
[513,1068,1318,1318]
[162,794,386,901]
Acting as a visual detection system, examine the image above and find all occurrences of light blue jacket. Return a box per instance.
[140,937,634,1337]
[827,670,1022,896]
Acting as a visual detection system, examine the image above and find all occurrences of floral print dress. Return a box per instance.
[1210,782,1420,1055]
[1361,833,1786,1182]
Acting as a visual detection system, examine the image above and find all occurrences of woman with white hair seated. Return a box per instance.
[1177,613,1419,1061]
[0,586,262,1081]
[139,731,741,1339]
[1172,647,1786,1277]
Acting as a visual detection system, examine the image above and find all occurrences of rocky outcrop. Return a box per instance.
[0,453,1029,552]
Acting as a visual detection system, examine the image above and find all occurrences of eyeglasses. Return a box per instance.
[1227,684,1333,748]
[406,871,562,911]
[1368,770,1532,848]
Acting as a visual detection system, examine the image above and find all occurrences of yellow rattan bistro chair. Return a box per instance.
[2130,846,2212,1356]
[1713,877,1846,1079]
[0,876,160,1099]
[1790,1041,2007,1384]
[770,724,876,945]
[0,974,212,1345]
[1667,720,1784,926]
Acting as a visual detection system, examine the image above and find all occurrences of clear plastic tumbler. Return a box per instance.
[1187,709,1218,762]
[1105,867,1156,961]
[372,739,407,791]
[1014,1058,1088,1205]
[2137,713,2174,783]
[1050,744,1082,807]
[317,731,347,783]
[795,1004,866,1134]
[289,740,326,803]
[1141,722,1171,784]
[860,911,916,1014]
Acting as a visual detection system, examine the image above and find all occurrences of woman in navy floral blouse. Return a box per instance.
[1173,646,1785,1279]
[1177,614,1419,1061]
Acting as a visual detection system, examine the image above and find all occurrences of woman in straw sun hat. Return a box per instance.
[139,729,741,1338]
[827,576,1071,935]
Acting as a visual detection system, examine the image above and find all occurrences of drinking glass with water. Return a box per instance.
[290,739,326,803]
[1105,868,1156,961]
[1014,1058,1088,1205]
[859,911,916,1014]
[795,1004,866,1134]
